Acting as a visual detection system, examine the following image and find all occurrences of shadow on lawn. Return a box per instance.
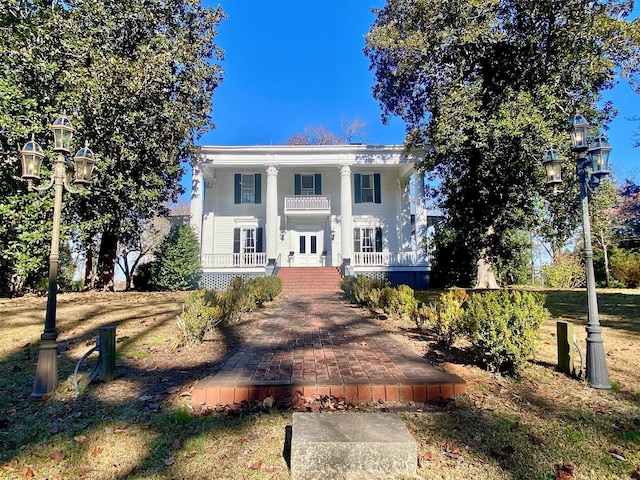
[2,289,638,479]
[0,292,266,478]
[543,290,640,335]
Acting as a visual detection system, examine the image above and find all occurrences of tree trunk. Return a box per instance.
[96,228,119,291]
[475,226,500,289]
[84,241,94,290]
[475,255,500,289]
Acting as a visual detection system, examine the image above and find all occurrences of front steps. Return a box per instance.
[278,267,342,294]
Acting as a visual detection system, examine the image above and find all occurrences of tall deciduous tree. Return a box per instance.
[0,0,225,294]
[365,0,640,287]
[589,178,621,286]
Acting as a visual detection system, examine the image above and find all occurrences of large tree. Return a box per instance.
[365,0,640,287]
[0,0,225,293]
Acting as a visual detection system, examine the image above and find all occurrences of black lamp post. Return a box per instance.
[543,115,611,389]
[20,115,96,398]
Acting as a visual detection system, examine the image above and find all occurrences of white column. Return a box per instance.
[189,165,204,246]
[414,171,428,263]
[398,178,411,251]
[265,164,279,263]
[340,165,353,263]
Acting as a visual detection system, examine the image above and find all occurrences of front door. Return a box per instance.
[295,229,323,266]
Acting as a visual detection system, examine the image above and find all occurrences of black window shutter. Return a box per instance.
[354,173,362,203]
[256,227,263,252]
[234,174,241,204]
[294,174,301,195]
[254,173,262,204]
[353,228,360,253]
[374,173,381,204]
[315,173,322,195]
[375,227,383,252]
[233,228,240,253]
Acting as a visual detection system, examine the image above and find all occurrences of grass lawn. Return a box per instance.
[0,288,639,479]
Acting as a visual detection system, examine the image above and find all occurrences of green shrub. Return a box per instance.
[411,302,438,333]
[341,275,388,306]
[433,288,468,347]
[220,276,253,323]
[610,249,640,288]
[541,252,585,288]
[148,224,201,291]
[176,289,223,345]
[261,276,283,301]
[383,284,416,318]
[465,290,549,374]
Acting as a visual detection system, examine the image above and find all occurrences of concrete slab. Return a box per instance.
[291,412,417,480]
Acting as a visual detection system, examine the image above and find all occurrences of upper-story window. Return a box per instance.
[354,173,381,204]
[294,173,322,196]
[234,173,262,204]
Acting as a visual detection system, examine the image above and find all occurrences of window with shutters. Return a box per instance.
[294,173,322,196]
[234,173,262,204]
[353,227,383,253]
[354,173,381,203]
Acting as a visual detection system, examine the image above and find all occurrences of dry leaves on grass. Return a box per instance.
[47,450,65,463]
[555,460,574,479]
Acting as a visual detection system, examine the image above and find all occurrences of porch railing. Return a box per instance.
[284,195,331,213]
[201,253,268,268]
[352,251,423,266]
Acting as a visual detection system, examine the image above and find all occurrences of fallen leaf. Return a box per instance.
[117,422,129,430]
[249,460,262,470]
[104,427,114,435]
[166,386,180,394]
[22,466,34,480]
[163,456,175,466]
[418,451,437,466]
[610,451,627,461]
[555,460,574,479]
[91,447,103,457]
[503,445,515,455]
[529,434,544,446]
[73,435,88,443]
[1,466,15,473]
[47,450,65,463]
[170,440,181,451]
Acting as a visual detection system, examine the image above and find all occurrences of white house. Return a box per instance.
[190,144,430,290]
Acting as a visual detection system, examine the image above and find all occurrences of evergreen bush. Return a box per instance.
[383,284,416,318]
[465,290,549,374]
[610,249,640,288]
[541,252,585,288]
[176,289,223,345]
[148,224,201,291]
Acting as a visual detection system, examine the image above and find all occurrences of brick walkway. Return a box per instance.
[192,293,466,407]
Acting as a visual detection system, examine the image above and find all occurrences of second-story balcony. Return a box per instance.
[284,195,331,216]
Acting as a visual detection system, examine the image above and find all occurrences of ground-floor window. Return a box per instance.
[353,227,382,253]
[233,227,263,264]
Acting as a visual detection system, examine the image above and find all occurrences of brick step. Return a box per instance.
[278,267,342,294]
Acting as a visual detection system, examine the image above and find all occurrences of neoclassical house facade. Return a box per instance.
[190,144,430,290]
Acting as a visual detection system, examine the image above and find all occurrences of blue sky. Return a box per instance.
[192,0,640,192]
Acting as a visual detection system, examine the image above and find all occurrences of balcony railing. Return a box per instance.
[284,195,331,214]
[201,253,268,268]
[353,252,425,266]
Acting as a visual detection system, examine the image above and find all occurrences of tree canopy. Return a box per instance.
[0,0,225,294]
[365,0,640,286]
